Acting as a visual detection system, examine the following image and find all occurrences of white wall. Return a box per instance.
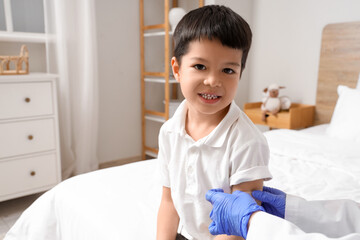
[248,0,360,104]
[95,0,141,164]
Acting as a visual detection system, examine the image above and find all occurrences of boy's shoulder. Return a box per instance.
[227,107,267,145]
[200,102,265,148]
[225,101,260,133]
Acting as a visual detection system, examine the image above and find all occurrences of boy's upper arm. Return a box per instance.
[231,179,263,205]
[157,187,179,239]
[161,186,173,202]
[231,179,263,194]
[160,187,178,217]
[159,187,179,222]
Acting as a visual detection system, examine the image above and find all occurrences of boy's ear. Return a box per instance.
[171,57,180,82]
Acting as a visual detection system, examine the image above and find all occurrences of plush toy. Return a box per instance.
[261,83,291,121]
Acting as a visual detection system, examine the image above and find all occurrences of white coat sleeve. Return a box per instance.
[247,212,360,240]
[285,195,360,237]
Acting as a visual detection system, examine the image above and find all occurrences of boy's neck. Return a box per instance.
[185,103,230,141]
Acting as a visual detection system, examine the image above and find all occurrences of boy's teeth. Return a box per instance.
[201,93,219,100]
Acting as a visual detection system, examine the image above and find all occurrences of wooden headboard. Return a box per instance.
[315,21,360,125]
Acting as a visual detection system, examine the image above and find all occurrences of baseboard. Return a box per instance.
[99,156,143,169]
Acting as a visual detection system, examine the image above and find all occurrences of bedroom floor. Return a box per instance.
[0,193,43,239]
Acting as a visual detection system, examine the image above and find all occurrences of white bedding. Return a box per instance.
[264,126,360,202]
[5,125,360,240]
[5,160,162,240]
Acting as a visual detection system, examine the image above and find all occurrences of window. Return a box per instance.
[1,0,44,33]
[0,0,6,31]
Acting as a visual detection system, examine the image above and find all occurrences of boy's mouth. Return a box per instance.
[199,93,221,100]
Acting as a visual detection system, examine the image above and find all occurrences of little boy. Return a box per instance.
[157,5,272,240]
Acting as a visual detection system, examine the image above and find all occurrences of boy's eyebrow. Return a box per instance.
[225,62,241,67]
[190,57,209,63]
[190,57,241,67]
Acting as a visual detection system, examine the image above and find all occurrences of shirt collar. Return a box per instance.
[166,100,241,147]
[203,101,241,147]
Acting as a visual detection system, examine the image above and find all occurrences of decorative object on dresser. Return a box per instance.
[0,45,29,75]
[0,73,62,202]
[260,83,291,121]
[244,102,315,130]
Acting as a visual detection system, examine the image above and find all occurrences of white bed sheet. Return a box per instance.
[298,123,329,135]
[5,160,162,240]
[5,125,360,240]
[265,125,360,201]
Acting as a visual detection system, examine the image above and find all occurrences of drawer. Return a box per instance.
[0,118,56,159]
[0,82,54,119]
[0,153,59,198]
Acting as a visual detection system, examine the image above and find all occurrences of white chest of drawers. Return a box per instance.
[0,73,62,202]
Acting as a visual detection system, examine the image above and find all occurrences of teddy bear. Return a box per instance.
[261,83,291,121]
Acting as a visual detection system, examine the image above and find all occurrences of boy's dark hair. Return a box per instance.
[173,5,252,74]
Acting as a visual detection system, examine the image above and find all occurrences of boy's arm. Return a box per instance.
[214,179,263,240]
[157,186,180,240]
[231,179,263,205]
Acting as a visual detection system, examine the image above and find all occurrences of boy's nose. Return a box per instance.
[203,75,221,87]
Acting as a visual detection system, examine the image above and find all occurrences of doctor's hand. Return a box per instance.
[252,186,286,218]
[206,189,264,239]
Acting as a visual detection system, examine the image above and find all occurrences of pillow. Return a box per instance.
[326,85,360,142]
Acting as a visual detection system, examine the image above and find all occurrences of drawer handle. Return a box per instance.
[25,97,31,103]
[28,135,34,140]
[30,171,36,177]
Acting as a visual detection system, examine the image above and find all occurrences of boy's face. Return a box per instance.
[172,38,243,120]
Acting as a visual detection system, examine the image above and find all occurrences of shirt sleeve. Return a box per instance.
[229,139,272,186]
[157,124,171,188]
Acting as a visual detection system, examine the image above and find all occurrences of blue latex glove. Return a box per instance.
[206,189,264,238]
[252,186,286,218]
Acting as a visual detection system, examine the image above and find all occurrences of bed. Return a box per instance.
[4,22,360,240]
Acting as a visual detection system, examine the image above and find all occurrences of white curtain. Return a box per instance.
[45,0,99,178]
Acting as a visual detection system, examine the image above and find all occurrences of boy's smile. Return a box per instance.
[198,93,220,102]
[172,38,243,123]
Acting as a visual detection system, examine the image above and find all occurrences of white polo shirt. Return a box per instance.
[158,100,272,240]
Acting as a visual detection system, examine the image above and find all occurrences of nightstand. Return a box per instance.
[0,73,62,202]
[244,102,315,129]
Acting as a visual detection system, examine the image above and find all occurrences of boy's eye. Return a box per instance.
[194,64,206,70]
[223,68,235,74]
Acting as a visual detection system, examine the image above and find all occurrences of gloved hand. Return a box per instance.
[252,186,286,218]
[206,189,264,238]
